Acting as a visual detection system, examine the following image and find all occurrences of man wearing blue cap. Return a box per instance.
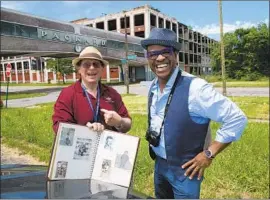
[141,28,248,199]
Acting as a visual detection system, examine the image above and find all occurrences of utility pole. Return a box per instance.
[124,13,129,94]
[218,0,227,96]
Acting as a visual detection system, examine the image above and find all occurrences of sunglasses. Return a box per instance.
[81,60,102,69]
[146,47,174,60]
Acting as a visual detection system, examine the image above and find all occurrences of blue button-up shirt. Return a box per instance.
[149,67,248,159]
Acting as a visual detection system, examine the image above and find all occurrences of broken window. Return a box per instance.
[172,23,177,33]
[158,17,164,28]
[179,52,184,62]
[185,53,189,65]
[96,22,104,29]
[150,14,156,27]
[134,14,144,26]
[166,20,171,29]
[120,17,130,29]
[108,19,117,31]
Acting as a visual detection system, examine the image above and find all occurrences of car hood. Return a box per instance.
[1,164,152,199]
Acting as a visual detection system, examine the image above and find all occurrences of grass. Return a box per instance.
[213,81,269,87]
[0,93,48,100]
[121,95,269,120]
[230,96,269,120]
[1,95,269,198]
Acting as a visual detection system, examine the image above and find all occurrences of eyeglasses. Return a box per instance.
[146,47,174,60]
[81,61,102,69]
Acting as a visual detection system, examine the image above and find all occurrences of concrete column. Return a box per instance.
[130,13,135,36]
[37,69,40,82]
[104,17,108,31]
[7,57,12,83]
[163,18,166,28]
[44,61,48,82]
[93,22,96,28]
[106,64,110,83]
[116,16,121,33]
[28,59,33,83]
[14,62,18,84]
[155,14,158,28]
[118,66,121,82]
[176,22,179,40]
[144,10,151,38]
[21,60,25,83]
[2,62,6,82]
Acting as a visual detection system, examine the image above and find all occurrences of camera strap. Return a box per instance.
[148,70,182,134]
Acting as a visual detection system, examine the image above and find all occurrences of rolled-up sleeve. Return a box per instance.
[191,79,248,143]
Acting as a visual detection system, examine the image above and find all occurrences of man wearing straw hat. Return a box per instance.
[52,46,132,134]
[141,28,248,199]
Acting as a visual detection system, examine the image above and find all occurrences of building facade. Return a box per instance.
[1,5,216,84]
[71,4,216,75]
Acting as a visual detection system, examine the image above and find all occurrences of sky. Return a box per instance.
[1,1,269,40]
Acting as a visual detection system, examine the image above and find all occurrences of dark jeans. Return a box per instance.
[154,156,203,199]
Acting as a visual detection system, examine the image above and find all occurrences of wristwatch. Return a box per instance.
[204,149,215,159]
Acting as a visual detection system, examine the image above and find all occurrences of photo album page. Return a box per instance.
[48,123,100,180]
[91,130,140,187]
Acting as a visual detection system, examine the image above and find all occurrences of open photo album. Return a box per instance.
[47,122,140,189]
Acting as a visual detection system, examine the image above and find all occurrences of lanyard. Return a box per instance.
[82,83,100,122]
[148,70,182,133]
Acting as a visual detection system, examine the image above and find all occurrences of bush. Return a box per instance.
[241,72,261,81]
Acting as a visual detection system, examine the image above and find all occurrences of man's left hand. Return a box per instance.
[181,152,212,180]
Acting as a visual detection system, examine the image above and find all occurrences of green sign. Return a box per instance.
[127,54,137,60]
[121,59,127,64]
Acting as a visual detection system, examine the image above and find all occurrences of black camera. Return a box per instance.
[145,129,160,147]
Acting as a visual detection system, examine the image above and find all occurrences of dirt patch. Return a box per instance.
[1,144,46,165]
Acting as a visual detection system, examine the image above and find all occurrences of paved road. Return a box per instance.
[2,84,269,108]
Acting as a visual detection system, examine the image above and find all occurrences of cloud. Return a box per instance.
[1,1,25,10]
[192,19,269,40]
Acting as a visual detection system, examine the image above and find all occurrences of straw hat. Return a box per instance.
[72,46,109,67]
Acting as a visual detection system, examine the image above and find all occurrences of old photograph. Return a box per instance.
[73,138,92,160]
[100,159,111,178]
[103,136,114,151]
[55,161,68,178]
[59,127,75,146]
[114,151,132,170]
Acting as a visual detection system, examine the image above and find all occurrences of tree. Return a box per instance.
[46,58,75,84]
[210,23,269,80]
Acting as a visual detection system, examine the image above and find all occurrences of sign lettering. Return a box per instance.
[37,28,107,48]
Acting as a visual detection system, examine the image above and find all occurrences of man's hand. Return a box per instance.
[100,109,122,127]
[181,152,212,180]
[86,122,104,132]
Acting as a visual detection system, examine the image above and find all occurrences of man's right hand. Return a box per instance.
[86,122,104,132]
